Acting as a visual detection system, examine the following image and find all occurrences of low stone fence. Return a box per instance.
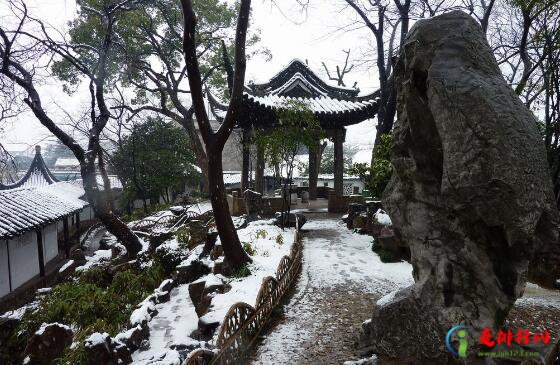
[328,193,365,213]
[184,221,303,365]
[228,193,286,217]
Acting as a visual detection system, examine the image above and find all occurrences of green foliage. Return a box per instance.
[254,229,267,239]
[12,263,165,364]
[255,101,324,169]
[120,203,172,223]
[231,263,251,278]
[275,234,284,246]
[242,242,256,256]
[349,133,393,198]
[176,225,192,248]
[116,0,267,101]
[318,144,356,175]
[112,117,198,207]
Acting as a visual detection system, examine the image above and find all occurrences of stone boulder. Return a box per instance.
[84,332,116,365]
[346,203,366,229]
[243,189,264,218]
[360,11,560,362]
[23,323,73,365]
[275,212,307,230]
[173,259,211,285]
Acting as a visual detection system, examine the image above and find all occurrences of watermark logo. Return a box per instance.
[446,326,550,359]
[446,325,468,358]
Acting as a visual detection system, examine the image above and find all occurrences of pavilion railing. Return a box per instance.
[184,219,303,365]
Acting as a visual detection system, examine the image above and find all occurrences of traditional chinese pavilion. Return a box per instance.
[209,59,380,212]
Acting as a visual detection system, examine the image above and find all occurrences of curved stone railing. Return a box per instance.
[185,221,303,365]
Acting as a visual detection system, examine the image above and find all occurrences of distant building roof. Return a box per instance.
[0,145,123,192]
[54,157,80,169]
[0,187,85,239]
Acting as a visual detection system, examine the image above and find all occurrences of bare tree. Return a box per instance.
[0,0,143,255]
[181,0,252,269]
[321,49,357,87]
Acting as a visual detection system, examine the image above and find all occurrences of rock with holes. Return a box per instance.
[23,323,73,365]
[360,11,560,362]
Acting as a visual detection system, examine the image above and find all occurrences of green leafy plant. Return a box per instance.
[176,225,192,247]
[12,262,165,364]
[231,263,251,278]
[242,242,256,256]
[275,234,284,246]
[253,101,325,226]
[255,229,267,239]
[349,133,393,198]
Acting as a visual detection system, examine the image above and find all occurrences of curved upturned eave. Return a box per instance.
[238,92,380,130]
[0,150,59,190]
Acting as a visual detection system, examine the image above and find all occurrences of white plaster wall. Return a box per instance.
[43,223,58,264]
[8,231,39,290]
[0,240,10,298]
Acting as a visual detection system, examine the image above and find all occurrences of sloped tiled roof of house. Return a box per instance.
[0,187,85,239]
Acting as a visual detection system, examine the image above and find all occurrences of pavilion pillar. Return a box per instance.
[334,128,345,198]
[255,143,265,194]
[308,141,318,200]
[241,128,251,192]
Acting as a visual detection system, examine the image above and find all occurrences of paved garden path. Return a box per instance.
[250,216,413,365]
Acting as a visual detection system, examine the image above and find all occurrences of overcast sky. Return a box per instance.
[1,0,378,154]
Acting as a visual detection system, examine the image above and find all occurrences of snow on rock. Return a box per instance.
[130,299,157,327]
[132,285,201,365]
[35,322,71,336]
[75,249,112,272]
[343,355,378,365]
[58,260,74,273]
[374,209,392,226]
[85,332,110,347]
[0,302,37,320]
[376,289,399,307]
[36,287,52,294]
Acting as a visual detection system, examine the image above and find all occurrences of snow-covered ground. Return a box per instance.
[131,219,296,364]
[516,282,560,309]
[252,218,413,365]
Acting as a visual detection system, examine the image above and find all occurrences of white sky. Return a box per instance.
[1,0,378,154]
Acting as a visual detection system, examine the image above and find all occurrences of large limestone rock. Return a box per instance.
[360,11,560,361]
[23,323,73,365]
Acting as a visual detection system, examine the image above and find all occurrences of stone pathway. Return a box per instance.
[250,217,413,365]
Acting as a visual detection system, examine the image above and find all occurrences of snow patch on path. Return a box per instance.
[251,218,413,365]
[132,285,200,364]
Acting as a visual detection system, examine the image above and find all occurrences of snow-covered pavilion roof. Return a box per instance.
[207,59,380,130]
[0,187,85,239]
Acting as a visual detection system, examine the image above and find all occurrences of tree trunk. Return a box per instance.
[97,149,115,211]
[183,119,210,194]
[81,159,143,257]
[207,146,252,267]
[241,128,251,191]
